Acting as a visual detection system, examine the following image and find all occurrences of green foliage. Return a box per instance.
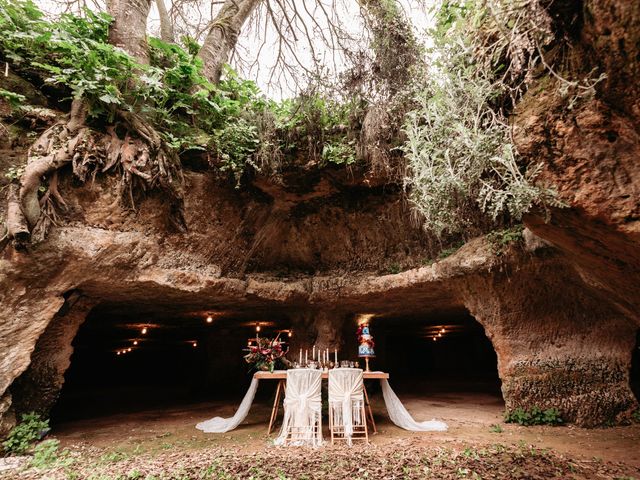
[402,1,564,238]
[2,412,49,455]
[29,439,74,469]
[489,423,503,433]
[632,409,640,423]
[0,1,361,185]
[504,407,563,426]
[0,88,26,109]
[4,165,25,181]
[486,225,524,256]
[387,263,402,274]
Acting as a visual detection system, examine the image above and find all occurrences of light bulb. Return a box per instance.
[438,333,442,337]
[288,331,292,337]
[256,325,261,332]
[142,327,148,335]
[117,351,121,355]
[127,347,132,352]
[206,316,213,323]
[133,340,138,346]
[432,337,436,341]
[192,341,197,347]
[441,328,445,333]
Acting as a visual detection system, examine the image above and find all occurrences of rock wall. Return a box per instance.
[461,259,638,426]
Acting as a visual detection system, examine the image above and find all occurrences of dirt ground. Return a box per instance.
[50,390,640,469]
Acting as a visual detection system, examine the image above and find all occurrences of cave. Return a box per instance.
[374,309,500,396]
[45,304,296,424]
[632,329,640,402]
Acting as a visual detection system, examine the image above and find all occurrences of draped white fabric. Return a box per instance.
[195,377,260,433]
[328,368,364,443]
[380,378,448,431]
[274,369,323,447]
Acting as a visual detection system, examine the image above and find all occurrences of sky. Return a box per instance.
[39,0,436,99]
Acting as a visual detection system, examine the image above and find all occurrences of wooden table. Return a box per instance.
[254,371,390,435]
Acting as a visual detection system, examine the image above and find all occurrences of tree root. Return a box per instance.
[3,100,186,251]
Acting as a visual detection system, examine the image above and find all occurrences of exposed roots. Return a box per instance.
[4,100,186,250]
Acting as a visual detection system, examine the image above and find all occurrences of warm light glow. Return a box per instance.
[127,347,132,352]
[206,316,213,323]
[133,340,138,346]
[288,330,292,337]
[192,341,198,347]
[441,328,445,333]
[256,324,261,332]
[432,337,437,341]
[117,351,121,355]
[141,327,148,335]
[356,313,375,326]
[438,333,442,337]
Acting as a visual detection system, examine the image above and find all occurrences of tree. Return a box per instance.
[198,0,262,84]
[156,0,175,43]
[106,0,153,63]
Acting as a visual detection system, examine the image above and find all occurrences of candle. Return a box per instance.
[305,350,308,364]
[335,348,337,364]
[312,345,315,361]
[299,348,302,364]
[326,348,329,363]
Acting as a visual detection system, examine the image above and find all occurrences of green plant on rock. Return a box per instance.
[504,407,563,426]
[2,412,49,455]
[0,88,26,110]
[486,225,524,256]
[402,1,564,238]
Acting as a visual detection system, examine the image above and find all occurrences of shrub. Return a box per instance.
[486,225,524,256]
[504,407,563,426]
[2,412,50,455]
[402,1,564,238]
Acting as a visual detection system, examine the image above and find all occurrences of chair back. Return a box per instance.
[328,368,364,440]
[275,368,323,446]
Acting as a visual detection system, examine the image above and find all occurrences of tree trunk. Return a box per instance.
[198,0,261,84]
[156,0,175,43]
[107,0,153,64]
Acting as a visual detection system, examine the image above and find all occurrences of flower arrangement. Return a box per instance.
[243,335,291,372]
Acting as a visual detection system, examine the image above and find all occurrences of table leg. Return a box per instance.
[363,384,377,434]
[268,379,285,435]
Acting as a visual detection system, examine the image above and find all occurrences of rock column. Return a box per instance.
[462,260,639,426]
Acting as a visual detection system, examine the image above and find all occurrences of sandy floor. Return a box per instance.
[51,390,640,468]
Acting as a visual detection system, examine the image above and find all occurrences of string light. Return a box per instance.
[288,330,293,337]
[127,347,132,352]
[192,341,198,348]
[141,327,148,335]
[438,333,442,337]
[206,316,213,323]
[256,324,261,332]
[432,337,437,341]
[117,351,121,355]
[441,328,445,333]
[133,340,138,346]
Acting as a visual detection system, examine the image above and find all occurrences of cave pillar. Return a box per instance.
[461,261,639,427]
[287,309,349,362]
[10,293,96,417]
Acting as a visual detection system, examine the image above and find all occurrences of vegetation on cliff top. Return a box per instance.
[0,0,587,249]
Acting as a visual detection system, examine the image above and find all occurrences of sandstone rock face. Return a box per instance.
[1,0,640,432]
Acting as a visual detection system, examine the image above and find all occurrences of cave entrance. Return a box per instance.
[50,304,288,425]
[631,329,640,402]
[370,308,503,419]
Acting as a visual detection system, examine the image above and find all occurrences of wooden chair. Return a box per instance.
[328,368,368,445]
[274,369,323,447]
